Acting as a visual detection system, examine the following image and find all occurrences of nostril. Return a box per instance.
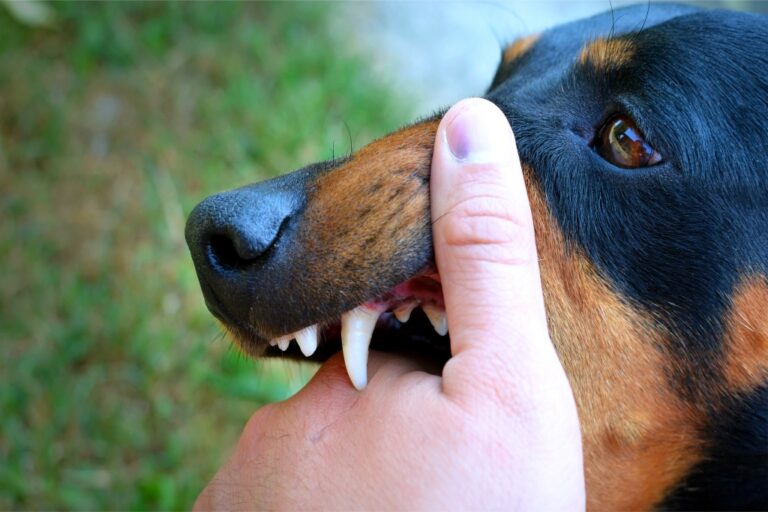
[187,184,297,275]
[204,215,287,271]
[206,233,258,270]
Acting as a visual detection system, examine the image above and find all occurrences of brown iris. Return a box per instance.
[595,115,662,168]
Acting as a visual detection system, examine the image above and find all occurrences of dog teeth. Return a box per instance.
[269,326,318,355]
[276,336,291,351]
[295,325,318,357]
[422,305,448,336]
[268,303,447,390]
[393,303,416,323]
[341,306,380,390]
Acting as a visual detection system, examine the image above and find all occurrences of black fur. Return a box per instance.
[661,385,768,510]
[487,5,768,508]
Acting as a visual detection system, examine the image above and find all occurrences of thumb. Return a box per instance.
[430,98,553,400]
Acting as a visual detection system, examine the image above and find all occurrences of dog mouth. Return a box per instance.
[258,270,448,389]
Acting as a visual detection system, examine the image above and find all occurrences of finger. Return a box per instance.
[430,98,554,399]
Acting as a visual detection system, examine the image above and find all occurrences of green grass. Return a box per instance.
[0,3,412,509]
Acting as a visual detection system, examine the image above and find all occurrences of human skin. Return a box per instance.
[194,98,585,511]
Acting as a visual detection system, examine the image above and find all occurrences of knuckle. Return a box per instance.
[438,193,536,266]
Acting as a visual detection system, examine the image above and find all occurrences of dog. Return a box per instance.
[185,4,768,509]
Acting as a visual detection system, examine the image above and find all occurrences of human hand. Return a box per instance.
[194,98,585,511]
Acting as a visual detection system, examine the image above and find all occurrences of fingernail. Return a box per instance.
[445,100,511,163]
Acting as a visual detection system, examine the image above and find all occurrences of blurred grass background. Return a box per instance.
[0,2,411,509]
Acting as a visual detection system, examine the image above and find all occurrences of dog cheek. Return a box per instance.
[721,276,768,395]
[524,173,706,510]
[293,120,439,306]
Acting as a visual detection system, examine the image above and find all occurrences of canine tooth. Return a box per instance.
[422,305,448,336]
[393,303,416,323]
[269,339,278,347]
[295,325,318,357]
[341,306,379,390]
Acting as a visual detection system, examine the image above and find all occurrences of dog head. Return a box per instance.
[186,4,768,509]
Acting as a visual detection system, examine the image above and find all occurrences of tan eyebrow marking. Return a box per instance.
[578,38,635,70]
[501,33,540,66]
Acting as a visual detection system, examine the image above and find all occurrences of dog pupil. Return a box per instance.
[604,116,655,168]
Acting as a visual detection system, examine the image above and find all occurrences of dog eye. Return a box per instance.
[594,115,662,168]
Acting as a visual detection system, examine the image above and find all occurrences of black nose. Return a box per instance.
[189,191,290,271]
[185,172,307,322]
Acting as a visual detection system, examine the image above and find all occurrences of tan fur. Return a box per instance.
[525,173,704,510]
[722,276,768,394]
[502,34,540,66]
[579,38,635,70]
[298,120,439,300]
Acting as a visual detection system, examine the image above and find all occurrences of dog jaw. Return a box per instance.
[265,272,446,389]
